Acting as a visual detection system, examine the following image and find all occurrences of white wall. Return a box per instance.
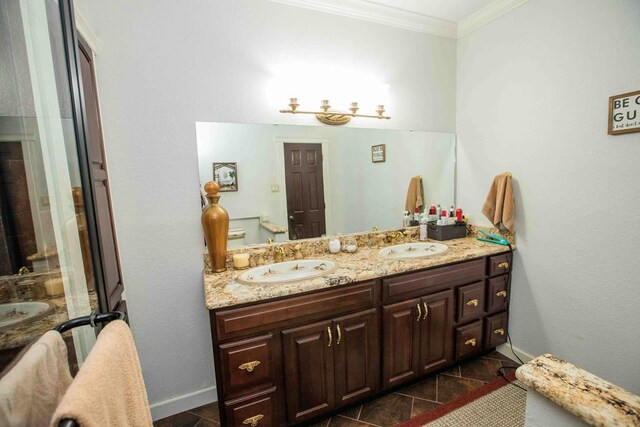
[457,0,640,393]
[73,0,457,417]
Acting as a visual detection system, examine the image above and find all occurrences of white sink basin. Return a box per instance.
[379,242,448,260]
[237,260,337,285]
[0,301,56,331]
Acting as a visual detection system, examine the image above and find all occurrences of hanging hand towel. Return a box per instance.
[482,172,515,232]
[0,331,73,427]
[405,176,424,213]
[50,320,152,427]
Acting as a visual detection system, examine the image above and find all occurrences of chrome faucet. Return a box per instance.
[18,266,30,276]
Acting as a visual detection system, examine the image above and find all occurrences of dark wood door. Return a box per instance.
[419,290,454,373]
[333,309,379,407]
[382,298,421,388]
[282,320,334,424]
[283,143,326,240]
[77,37,126,317]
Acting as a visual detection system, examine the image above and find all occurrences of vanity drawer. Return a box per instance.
[219,334,275,400]
[456,281,485,322]
[486,275,509,313]
[455,320,483,360]
[383,259,485,303]
[487,253,512,277]
[215,281,376,341]
[224,387,277,427]
[484,311,509,349]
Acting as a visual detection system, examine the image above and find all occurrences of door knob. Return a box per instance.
[288,215,295,221]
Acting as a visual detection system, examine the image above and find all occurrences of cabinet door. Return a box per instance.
[382,298,421,388]
[419,290,454,373]
[282,320,334,424]
[333,309,379,407]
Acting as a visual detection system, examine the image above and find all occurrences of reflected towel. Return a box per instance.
[0,331,73,427]
[482,172,515,232]
[50,320,152,427]
[405,176,424,213]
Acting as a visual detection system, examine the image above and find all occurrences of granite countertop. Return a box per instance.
[204,236,512,310]
[516,354,640,427]
[0,291,99,351]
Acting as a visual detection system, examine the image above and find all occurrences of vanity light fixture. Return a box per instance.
[279,98,391,126]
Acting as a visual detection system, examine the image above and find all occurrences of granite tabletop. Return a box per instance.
[0,291,99,351]
[203,236,513,310]
[516,354,640,427]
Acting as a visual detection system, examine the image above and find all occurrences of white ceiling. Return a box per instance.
[363,0,497,23]
[269,0,528,39]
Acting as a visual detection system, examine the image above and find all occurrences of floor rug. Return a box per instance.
[396,372,526,427]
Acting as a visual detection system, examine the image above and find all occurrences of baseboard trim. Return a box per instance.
[149,386,217,421]
[496,343,535,364]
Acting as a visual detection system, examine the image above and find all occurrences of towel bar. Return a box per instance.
[55,311,125,333]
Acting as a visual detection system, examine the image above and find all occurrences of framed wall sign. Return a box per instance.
[608,90,640,135]
[213,162,238,191]
[371,144,386,163]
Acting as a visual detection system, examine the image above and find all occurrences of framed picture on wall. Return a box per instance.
[608,89,640,135]
[213,162,238,191]
[372,144,386,163]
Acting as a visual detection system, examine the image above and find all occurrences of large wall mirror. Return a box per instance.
[196,122,456,248]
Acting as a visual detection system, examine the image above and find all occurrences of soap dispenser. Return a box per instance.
[201,181,229,272]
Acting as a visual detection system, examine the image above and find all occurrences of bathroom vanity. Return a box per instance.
[205,233,514,426]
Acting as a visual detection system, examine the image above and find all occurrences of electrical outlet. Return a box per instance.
[271,184,280,192]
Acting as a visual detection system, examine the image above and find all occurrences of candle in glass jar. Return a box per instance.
[232,253,250,269]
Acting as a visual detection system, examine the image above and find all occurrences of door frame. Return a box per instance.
[274,137,334,237]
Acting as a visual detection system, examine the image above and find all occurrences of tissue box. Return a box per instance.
[427,223,467,241]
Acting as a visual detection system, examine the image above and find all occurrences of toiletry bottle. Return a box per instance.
[449,206,455,217]
[456,208,463,223]
[410,208,420,226]
[428,205,437,222]
[403,211,410,228]
[436,205,442,219]
[419,212,428,241]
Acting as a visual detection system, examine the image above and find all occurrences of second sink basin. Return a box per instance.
[379,242,448,260]
[236,260,337,285]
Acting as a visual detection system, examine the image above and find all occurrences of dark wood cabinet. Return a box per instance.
[382,299,421,388]
[333,309,379,407]
[419,290,454,373]
[209,251,513,426]
[282,320,334,423]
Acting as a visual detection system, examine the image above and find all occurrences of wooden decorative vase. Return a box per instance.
[201,181,229,272]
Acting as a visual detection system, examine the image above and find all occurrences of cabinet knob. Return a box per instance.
[243,414,264,426]
[238,361,261,372]
[466,299,479,307]
[327,326,332,347]
[416,303,422,321]
[422,302,429,320]
[494,328,505,336]
[336,324,342,345]
[496,290,507,298]
[464,338,477,347]
[498,262,509,269]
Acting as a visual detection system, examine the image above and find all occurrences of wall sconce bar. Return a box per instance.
[279,98,391,125]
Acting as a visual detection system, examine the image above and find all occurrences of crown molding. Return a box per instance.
[268,0,458,39]
[458,0,528,38]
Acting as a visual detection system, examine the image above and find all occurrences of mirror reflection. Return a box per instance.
[196,122,455,248]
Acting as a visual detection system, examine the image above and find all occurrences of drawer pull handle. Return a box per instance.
[416,303,422,321]
[422,302,429,320]
[336,324,342,345]
[327,326,332,347]
[496,290,507,298]
[498,262,510,269]
[238,361,261,372]
[243,414,264,426]
[466,299,479,307]
[465,338,477,347]
[494,328,505,336]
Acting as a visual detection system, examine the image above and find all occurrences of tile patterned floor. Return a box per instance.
[154,351,520,427]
